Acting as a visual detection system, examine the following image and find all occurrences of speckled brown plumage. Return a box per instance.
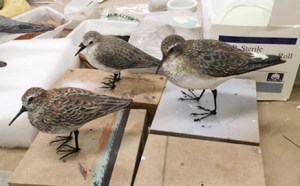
[9,87,132,159]
[158,34,286,121]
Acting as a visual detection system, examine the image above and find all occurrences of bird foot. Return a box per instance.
[50,134,73,150]
[104,74,121,82]
[178,89,205,102]
[190,105,216,122]
[101,81,116,90]
[56,144,81,159]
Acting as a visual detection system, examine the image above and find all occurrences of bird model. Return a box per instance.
[9,87,133,159]
[75,31,160,90]
[0,15,54,44]
[0,15,54,34]
[157,34,286,121]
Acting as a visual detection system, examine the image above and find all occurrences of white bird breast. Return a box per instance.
[163,57,231,90]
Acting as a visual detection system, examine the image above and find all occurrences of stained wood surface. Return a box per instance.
[9,110,146,186]
[52,68,166,125]
[135,134,266,186]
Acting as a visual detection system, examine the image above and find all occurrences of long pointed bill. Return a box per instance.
[8,106,27,126]
[155,55,168,74]
[74,43,86,56]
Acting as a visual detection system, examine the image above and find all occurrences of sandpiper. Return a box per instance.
[9,87,133,159]
[75,31,160,90]
[157,34,286,121]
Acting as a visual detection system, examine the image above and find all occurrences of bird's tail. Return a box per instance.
[262,55,286,65]
[102,96,133,115]
[247,54,286,72]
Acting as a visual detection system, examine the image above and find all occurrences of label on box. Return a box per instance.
[211,25,300,100]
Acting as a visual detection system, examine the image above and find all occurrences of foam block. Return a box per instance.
[151,78,260,145]
[0,38,80,148]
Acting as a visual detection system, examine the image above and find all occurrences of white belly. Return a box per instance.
[89,59,120,74]
[163,57,232,90]
[172,75,230,90]
[86,47,120,74]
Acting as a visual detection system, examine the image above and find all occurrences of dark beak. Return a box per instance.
[74,42,86,56]
[0,61,7,67]
[155,55,168,74]
[8,106,27,126]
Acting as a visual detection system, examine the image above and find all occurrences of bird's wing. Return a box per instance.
[186,40,257,77]
[95,37,160,69]
[48,88,132,125]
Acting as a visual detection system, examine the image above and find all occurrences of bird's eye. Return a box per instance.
[89,41,93,45]
[28,97,34,104]
[168,47,175,54]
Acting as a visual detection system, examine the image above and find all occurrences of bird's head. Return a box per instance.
[9,87,46,126]
[156,34,185,74]
[75,31,101,56]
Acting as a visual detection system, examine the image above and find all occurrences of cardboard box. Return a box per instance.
[202,0,300,100]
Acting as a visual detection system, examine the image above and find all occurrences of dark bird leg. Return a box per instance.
[179,89,205,102]
[50,132,73,150]
[190,89,217,122]
[102,73,121,90]
[56,130,81,159]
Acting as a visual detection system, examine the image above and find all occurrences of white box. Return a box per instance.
[0,38,80,148]
[202,0,300,100]
[13,6,71,39]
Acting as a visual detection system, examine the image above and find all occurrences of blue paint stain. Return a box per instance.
[91,110,125,186]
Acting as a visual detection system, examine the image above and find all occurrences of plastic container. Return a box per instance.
[167,0,198,12]
[66,19,138,47]
[64,0,99,29]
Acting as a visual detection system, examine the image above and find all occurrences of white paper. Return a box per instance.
[268,0,300,26]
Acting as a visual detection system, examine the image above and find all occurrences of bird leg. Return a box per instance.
[102,73,121,90]
[56,130,81,159]
[190,89,217,122]
[50,132,73,150]
[178,89,205,102]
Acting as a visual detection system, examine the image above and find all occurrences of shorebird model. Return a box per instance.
[157,34,286,121]
[0,15,53,34]
[75,31,160,90]
[9,87,132,159]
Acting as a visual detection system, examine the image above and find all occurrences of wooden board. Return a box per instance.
[9,109,146,186]
[109,110,147,186]
[150,79,260,145]
[135,134,266,186]
[51,68,166,125]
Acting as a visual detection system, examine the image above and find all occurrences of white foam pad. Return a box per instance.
[0,38,80,148]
